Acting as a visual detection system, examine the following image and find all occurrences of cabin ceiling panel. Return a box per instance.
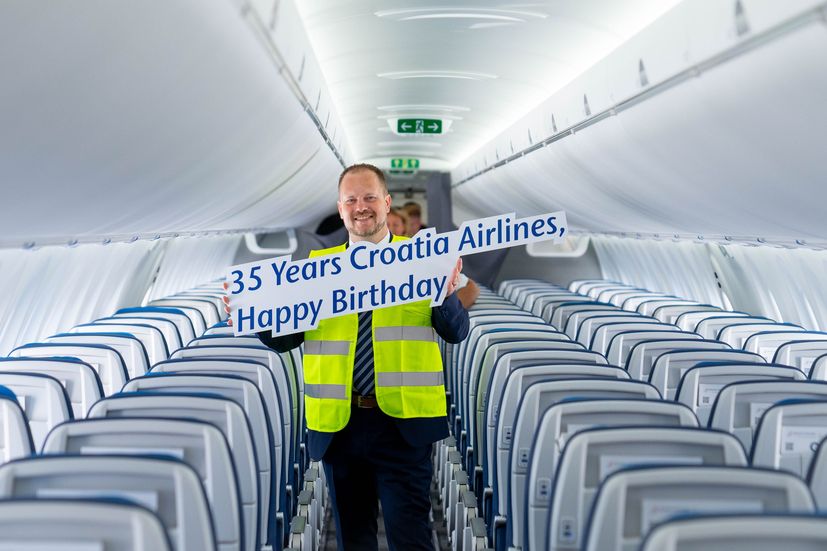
[453,1,827,243]
[295,0,682,166]
[0,0,340,245]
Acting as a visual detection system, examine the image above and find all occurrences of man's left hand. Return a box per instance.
[445,257,463,297]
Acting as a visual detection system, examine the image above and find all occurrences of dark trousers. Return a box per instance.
[322,406,435,551]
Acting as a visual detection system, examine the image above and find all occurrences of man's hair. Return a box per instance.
[338,163,388,194]
[402,201,422,217]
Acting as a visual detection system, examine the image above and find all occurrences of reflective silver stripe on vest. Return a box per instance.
[375,372,445,388]
[374,326,438,343]
[304,383,348,399]
[304,340,351,355]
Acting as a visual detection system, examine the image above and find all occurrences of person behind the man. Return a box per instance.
[226,163,469,550]
[386,206,408,238]
[402,201,426,236]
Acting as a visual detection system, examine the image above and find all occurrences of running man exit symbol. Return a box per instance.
[397,118,443,134]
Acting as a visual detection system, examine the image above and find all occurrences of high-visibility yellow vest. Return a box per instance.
[303,236,447,432]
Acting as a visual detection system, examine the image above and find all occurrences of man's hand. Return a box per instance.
[222,281,234,327]
[445,257,463,297]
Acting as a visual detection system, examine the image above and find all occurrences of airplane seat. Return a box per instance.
[0,498,173,551]
[493,379,660,550]
[88,393,261,551]
[640,514,827,551]
[744,331,827,364]
[694,316,774,341]
[652,303,720,324]
[717,322,805,350]
[71,322,168,367]
[771,338,827,375]
[626,339,729,381]
[514,398,698,551]
[9,343,127,396]
[99,315,183,352]
[0,454,216,551]
[647,350,767,399]
[751,399,827,477]
[0,357,102,418]
[0,372,72,450]
[167,347,299,463]
[605,329,694,367]
[584,466,816,551]
[46,331,150,378]
[0,386,34,462]
[708,381,827,453]
[42,417,244,551]
[674,310,749,333]
[545,427,747,551]
[115,306,197,344]
[675,363,806,425]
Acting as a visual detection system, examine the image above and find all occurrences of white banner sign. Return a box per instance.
[227,211,567,336]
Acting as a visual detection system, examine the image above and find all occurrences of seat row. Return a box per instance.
[0,281,323,551]
[435,278,827,551]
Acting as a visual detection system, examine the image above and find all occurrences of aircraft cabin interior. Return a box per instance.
[2,1,827,550]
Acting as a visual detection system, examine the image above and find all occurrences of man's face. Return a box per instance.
[338,170,391,241]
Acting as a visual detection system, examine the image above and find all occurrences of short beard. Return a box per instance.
[351,219,386,238]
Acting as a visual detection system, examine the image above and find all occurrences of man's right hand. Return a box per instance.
[222,281,234,327]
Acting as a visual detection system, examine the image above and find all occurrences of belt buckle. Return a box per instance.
[355,394,375,408]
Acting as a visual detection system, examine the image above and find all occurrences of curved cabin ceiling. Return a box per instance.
[296,0,682,168]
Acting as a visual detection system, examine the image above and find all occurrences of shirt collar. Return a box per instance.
[348,231,392,248]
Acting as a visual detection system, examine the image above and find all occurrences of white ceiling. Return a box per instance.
[295,0,682,168]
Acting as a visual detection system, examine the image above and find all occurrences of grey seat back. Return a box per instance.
[0,455,215,551]
[709,381,827,452]
[585,466,815,551]
[42,417,242,551]
[101,315,182,353]
[495,378,660,521]
[626,339,728,381]
[649,350,766,399]
[605,330,694,367]
[0,357,102,418]
[751,400,827,477]
[0,499,172,551]
[641,514,827,551]
[517,399,697,550]
[122,372,278,543]
[47,332,149,378]
[88,394,260,551]
[481,361,626,476]
[9,343,126,396]
[0,372,71,450]
[677,364,806,424]
[546,427,746,551]
[72,322,168,366]
[0,391,33,462]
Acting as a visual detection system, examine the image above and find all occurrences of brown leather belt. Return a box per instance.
[352,393,378,408]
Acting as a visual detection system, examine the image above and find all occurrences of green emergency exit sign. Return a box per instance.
[390,158,420,169]
[397,118,442,134]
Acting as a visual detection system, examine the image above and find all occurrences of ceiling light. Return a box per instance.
[377,141,443,148]
[377,104,470,112]
[377,70,497,80]
[468,22,515,30]
[378,113,463,121]
[375,7,547,23]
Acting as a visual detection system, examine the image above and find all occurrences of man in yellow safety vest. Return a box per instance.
[251,163,469,550]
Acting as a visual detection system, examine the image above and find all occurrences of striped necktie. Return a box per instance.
[352,310,375,396]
